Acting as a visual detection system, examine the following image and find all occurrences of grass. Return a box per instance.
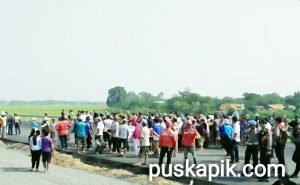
[0,104,108,116]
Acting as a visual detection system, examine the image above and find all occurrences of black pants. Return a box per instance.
[31,150,41,169]
[159,147,173,165]
[231,141,239,162]
[103,132,112,150]
[111,137,120,153]
[260,149,271,179]
[15,125,21,135]
[86,133,92,149]
[223,137,232,155]
[59,135,68,149]
[274,145,285,165]
[244,145,258,169]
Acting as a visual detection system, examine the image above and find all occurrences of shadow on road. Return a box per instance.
[0,167,31,173]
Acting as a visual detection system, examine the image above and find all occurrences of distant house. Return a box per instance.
[267,104,285,111]
[219,103,245,111]
[286,105,296,110]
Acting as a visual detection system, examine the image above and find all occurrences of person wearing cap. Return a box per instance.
[258,118,273,182]
[243,120,259,175]
[158,121,176,169]
[181,119,200,165]
[134,120,150,166]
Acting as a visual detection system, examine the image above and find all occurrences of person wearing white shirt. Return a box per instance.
[111,116,120,153]
[231,116,240,163]
[95,118,105,154]
[29,130,42,171]
[118,119,130,157]
[103,116,113,151]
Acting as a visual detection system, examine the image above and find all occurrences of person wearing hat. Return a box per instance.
[243,120,259,175]
[258,118,273,182]
[181,119,200,165]
[31,117,38,129]
[14,113,21,135]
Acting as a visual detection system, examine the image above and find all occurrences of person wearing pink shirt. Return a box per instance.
[132,113,141,156]
[55,117,71,150]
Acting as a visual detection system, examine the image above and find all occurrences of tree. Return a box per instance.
[106,86,127,107]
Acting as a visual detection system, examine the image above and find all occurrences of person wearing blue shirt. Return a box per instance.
[223,119,233,156]
[31,117,38,129]
[152,118,164,157]
[75,117,87,153]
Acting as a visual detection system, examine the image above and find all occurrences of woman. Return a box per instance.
[41,129,54,173]
[290,121,300,178]
[29,130,41,171]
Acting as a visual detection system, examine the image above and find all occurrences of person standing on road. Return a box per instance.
[134,120,150,166]
[111,115,120,154]
[181,119,200,165]
[6,113,13,135]
[0,112,7,138]
[31,117,38,129]
[103,115,113,152]
[118,119,130,157]
[85,116,93,150]
[153,117,164,158]
[230,116,240,163]
[274,117,288,167]
[55,117,71,150]
[29,129,42,172]
[223,119,233,156]
[132,113,141,156]
[41,129,54,173]
[14,113,21,135]
[95,117,105,154]
[75,117,87,153]
[258,119,273,182]
[243,120,259,175]
[289,121,300,178]
[158,121,176,169]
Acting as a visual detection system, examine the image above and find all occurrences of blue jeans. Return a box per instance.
[59,135,68,149]
[184,146,197,164]
[231,141,239,162]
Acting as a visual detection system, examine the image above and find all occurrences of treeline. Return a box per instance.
[106,86,300,117]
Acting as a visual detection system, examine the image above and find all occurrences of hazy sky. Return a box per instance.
[1,0,300,101]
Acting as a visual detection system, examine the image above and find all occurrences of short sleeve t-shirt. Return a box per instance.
[233,122,241,142]
[76,121,87,137]
[41,136,52,153]
[96,121,104,136]
[141,126,150,146]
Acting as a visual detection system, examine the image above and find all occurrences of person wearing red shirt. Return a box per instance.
[181,119,200,165]
[158,121,176,168]
[55,117,71,150]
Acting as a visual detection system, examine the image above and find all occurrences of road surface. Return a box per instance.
[0,141,139,185]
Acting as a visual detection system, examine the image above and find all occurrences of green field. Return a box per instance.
[0,104,108,116]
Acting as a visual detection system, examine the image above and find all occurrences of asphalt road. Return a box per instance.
[0,142,139,185]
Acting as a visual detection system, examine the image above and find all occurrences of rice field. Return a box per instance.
[0,104,108,116]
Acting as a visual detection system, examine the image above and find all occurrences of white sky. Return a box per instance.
[0,0,300,101]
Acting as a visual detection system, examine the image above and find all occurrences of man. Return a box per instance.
[158,120,176,169]
[274,117,287,166]
[118,119,130,157]
[111,115,120,154]
[230,116,240,163]
[55,117,71,150]
[6,113,14,135]
[181,119,200,165]
[223,119,233,156]
[95,117,105,154]
[103,115,113,152]
[75,117,87,153]
[258,118,273,182]
[153,117,164,157]
[243,120,259,175]
[134,120,150,166]
[31,117,38,129]
[14,113,21,135]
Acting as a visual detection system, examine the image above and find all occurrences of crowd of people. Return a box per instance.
[0,109,299,183]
